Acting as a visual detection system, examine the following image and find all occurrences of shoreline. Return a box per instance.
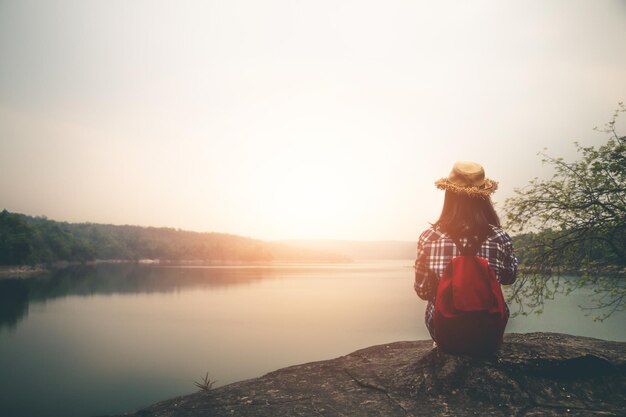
[4,259,623,281]
[0,258,364,280]
[0,265,49,279]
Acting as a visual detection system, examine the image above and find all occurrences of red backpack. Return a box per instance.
[433,235,508,355]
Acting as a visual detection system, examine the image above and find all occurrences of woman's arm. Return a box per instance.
[499,233,519,285]
[414,234,437,301]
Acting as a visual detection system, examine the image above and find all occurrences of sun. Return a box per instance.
[247,142,369,239]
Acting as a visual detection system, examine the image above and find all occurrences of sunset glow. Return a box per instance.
[1,0,625,240]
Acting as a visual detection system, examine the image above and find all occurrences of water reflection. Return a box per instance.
[0,263,397,331]
[0,264,295,331]
[0,280,29,330]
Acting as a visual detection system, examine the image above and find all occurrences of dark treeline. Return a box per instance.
[0,210,347,266]
[0,264,281,330]
[512,229,625,274]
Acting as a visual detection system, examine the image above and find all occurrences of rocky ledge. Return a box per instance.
[116,333,625,417]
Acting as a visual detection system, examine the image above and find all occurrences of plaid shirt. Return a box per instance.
[414,225,518,337]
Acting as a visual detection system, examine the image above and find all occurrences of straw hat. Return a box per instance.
[435,161,498,198]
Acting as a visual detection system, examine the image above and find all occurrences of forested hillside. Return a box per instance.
[0,210,347,265]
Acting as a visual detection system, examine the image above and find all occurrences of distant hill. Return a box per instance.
[280,239,416,260]
[0,210,348,266]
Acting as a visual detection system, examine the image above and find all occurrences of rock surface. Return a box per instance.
[114,333,625,417]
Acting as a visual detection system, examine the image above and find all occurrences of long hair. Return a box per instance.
[433,191,500,241]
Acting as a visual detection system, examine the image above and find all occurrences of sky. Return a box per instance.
[1,0,625,241]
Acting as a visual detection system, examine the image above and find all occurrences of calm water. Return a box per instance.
[0,261,624,417]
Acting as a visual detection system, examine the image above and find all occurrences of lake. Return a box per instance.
[0,261,624,417]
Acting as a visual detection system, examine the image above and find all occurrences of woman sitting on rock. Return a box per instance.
[414,161,518,354]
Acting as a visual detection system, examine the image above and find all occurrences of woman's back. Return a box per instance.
[414,224,517,300]
[413,161,519,349]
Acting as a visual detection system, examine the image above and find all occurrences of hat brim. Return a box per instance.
[434,177,498,198]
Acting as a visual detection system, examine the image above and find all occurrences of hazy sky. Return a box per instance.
[1,0,625,241]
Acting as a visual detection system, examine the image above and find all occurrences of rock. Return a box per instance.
[114,333,625,417]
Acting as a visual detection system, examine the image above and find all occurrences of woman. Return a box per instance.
[414,161,518,346]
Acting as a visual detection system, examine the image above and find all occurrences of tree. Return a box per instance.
[504,103,626,319]
[0,210,35,265]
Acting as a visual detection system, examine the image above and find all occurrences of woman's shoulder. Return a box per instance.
[487,225,513,244]
[418,225,447,244]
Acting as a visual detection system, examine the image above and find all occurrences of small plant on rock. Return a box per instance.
[194,372,216,392]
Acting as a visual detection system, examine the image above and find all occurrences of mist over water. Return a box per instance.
[0,262,623,417]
